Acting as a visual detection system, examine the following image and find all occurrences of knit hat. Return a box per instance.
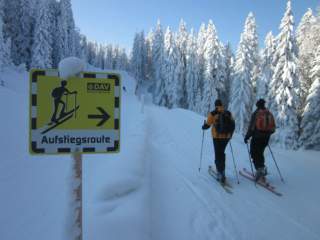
[215,99,223,107]
[256,99,266,108]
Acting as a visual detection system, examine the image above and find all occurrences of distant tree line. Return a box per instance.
[0,0,129,71]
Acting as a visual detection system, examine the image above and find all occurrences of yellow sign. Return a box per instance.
[29,69,121,154]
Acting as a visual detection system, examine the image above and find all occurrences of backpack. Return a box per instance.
[214,111,235,134]
[255,109,276,133]
[51,87,60,98]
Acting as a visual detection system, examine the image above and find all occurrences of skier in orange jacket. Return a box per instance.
[202,99,235,183]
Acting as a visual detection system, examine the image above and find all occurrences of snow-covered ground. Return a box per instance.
[0,68,320,240]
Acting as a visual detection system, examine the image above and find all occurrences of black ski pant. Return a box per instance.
[213,138,229,174]
[250,136,270,170]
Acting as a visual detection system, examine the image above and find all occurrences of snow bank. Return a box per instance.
[0,65,28,94]
[0,67,73,240]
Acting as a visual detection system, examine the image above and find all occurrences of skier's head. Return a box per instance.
[215,99,223,107]
[256,99,266,109]
[61,80,67,87]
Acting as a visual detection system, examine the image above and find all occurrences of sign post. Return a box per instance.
[73,149,82,240]
[29,69,121,239]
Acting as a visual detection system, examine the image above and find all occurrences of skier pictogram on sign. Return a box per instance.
[50,80,78,124]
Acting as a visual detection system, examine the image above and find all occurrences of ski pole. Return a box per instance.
[74,93,77,119]
[66,94,68,112]
[229,141,239,184]
[246,143,257,186]
[199,120,206,172]
[246,143,255,176]
[268,145,284,183]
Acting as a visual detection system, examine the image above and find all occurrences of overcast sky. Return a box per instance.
[72,0,319,51]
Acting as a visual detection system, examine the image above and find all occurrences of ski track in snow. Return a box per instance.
[146,106,241,240]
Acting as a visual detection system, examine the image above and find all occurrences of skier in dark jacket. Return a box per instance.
[202,99,235,183]
[244,99,275,181]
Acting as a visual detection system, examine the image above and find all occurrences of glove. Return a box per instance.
[202,124,210,130]
[244,136,249,144]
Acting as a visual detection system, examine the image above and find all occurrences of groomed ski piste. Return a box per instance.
[1,67,320,240]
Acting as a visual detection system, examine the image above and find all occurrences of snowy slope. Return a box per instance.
[0,69,320,240]
[0,69,73,239]
[141,106,320,240]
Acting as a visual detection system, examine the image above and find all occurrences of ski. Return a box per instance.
[208,166,233,194]
[239,168,282,197]
[42,114,74,134]
[242,168,274,189]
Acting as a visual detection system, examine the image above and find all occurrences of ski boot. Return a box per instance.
[255,167,267,183]
[217,171,226,184]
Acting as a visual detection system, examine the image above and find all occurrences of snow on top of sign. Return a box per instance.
[58,57,85,79]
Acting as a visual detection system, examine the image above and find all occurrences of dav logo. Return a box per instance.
[87,82,111,93]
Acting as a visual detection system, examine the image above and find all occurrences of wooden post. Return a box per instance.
[73,150,82,240]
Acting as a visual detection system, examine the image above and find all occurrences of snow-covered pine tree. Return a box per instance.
[152,20,166,106]
[79,34,88,63]
[230,13,257,134]
[31,0,53,69]
[145,29,154,81]
[131,33,141,79]
[296,8,316,50]
[246,13,260,95]
[185,29,199,111]
[49,0,60,68]
[257,32,275,100]
[269,0,300,149]
[56,8,65,61]
[118,48,129,71]
[86,41,96,66]
[94,42,99,66]
[163,27,178,108]
[139,31,148,85]
[202,20,223,114]
[73,28,82,59]
[300,44,320,150]
[58,0,77,59]
[0,14,12,69]
[104,44,113,70]
[92,42,99,67]
[173,19,188,108]
[13,0,34,68]
[296,8,316,112]
[195,23,207,113]
[111,45,118,69]
[308,10,320,51]
[94,44,106,69]
[2,0,20,64]
[217,42,227,103]
[222,42,234,108]
[0,0,3,19]
[131,31,147,94]
[194,86,203,114]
